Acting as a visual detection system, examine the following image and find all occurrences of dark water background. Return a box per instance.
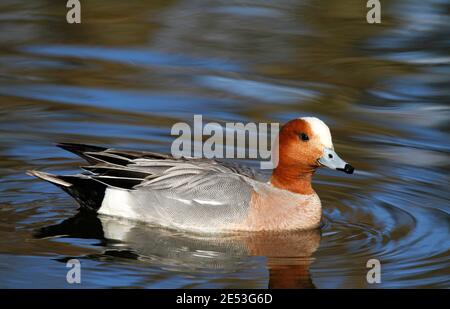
[0,0,449,288]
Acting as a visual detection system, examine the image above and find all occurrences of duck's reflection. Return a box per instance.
[35,211,320,288]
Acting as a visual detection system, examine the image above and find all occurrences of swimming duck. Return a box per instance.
[28,117,354,232]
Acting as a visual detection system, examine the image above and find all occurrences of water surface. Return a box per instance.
[0,0,449,288]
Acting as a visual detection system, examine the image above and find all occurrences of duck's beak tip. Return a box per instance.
[338,164,354,174]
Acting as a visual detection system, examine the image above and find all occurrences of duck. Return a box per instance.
[28,117,354,233]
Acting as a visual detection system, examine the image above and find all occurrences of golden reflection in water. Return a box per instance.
[36,212,321,288]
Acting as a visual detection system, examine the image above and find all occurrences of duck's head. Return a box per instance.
[276,117,354,175]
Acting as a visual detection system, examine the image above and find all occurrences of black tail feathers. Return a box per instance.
[27,170,105,211]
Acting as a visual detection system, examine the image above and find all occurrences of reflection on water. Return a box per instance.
[0,0,449,288]
[36,212,320,289]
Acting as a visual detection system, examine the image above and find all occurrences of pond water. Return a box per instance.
[0,0,449,288]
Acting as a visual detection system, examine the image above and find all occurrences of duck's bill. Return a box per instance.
[318,148,354,174]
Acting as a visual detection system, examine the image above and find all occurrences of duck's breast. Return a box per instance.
[229,182,322,231]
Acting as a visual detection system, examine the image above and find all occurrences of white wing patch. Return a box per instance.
[193,199,225,206]
[301,117,333,148]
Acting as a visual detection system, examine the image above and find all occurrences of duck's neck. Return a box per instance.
[270,165,315,195]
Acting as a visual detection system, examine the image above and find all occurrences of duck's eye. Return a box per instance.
[299,133,309,141]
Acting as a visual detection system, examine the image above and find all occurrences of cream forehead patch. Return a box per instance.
[300,117,333,148]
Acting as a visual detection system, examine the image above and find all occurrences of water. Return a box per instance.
[0,0,449,288]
